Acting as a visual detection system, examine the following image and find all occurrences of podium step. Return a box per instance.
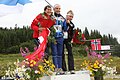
[41,70,91,80]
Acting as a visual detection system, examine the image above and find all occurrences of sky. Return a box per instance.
[0,0,120,43]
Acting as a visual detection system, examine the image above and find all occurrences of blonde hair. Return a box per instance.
[67,10,74,16]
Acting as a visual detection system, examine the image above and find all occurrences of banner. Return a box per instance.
[25,28,50,62]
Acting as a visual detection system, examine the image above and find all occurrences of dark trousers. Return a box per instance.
[34,38,39,48]
[62,40,74,71]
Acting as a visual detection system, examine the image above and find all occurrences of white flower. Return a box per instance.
[26,67,31,70]
[18,72,23,78]
[1,76,5,79]
[25,73,30,79]
[102,66,106,71]
[22,65,25,68]
[35,70,39,74]
[108,62,111,64]
[14,62,17,65]
[99,64,103,67]
[103,60,107,62]
[106,67,110,70]
[94,69,98,72]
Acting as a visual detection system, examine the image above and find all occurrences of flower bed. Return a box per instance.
[1,58,55,80]
[80,47,117,80]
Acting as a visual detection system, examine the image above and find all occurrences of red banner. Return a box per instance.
[25,28,50,62]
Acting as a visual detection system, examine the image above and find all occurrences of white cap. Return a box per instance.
[67,10,74,16]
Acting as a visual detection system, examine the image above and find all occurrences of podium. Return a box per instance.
[41,70,91,80]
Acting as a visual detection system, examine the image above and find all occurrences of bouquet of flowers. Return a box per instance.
[81,47,113,80]
[2,58,55,80]
[72,29,86,44]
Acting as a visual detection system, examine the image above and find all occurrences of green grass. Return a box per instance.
[0,53,120,80]
[0,54,24,65]
[0,54,24,77]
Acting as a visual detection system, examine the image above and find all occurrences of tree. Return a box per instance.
[83,27,89,40]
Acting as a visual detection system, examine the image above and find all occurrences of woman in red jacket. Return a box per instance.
[25,5,55,61]
[31,5,55,47]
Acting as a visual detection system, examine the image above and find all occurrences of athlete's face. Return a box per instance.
[45,7,52,15]
[66,15,73,21]
[54,5,61,14]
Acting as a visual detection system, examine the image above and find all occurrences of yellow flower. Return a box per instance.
[29,60,37,67]
[95,60,99,65]
[82,63,85,66]
[30,60,36,65]
[39,65,44,71]
[93,63,100,68]
[90,64,94,67]
[44,59,49,64]
[87,65,92,70]
[110,59,113,62]
[84,60,87,64]
[51,64,55,68]
[38,71,41,74]
[29,64,33,67]
[50,64,55,71]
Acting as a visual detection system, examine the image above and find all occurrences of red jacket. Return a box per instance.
[31,13,55,38]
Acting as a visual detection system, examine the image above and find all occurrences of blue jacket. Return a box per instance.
[63,20,75,42]
[53,13,65,38]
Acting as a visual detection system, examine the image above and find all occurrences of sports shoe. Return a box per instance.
[55,68,65,75]
[70,70,75,74]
